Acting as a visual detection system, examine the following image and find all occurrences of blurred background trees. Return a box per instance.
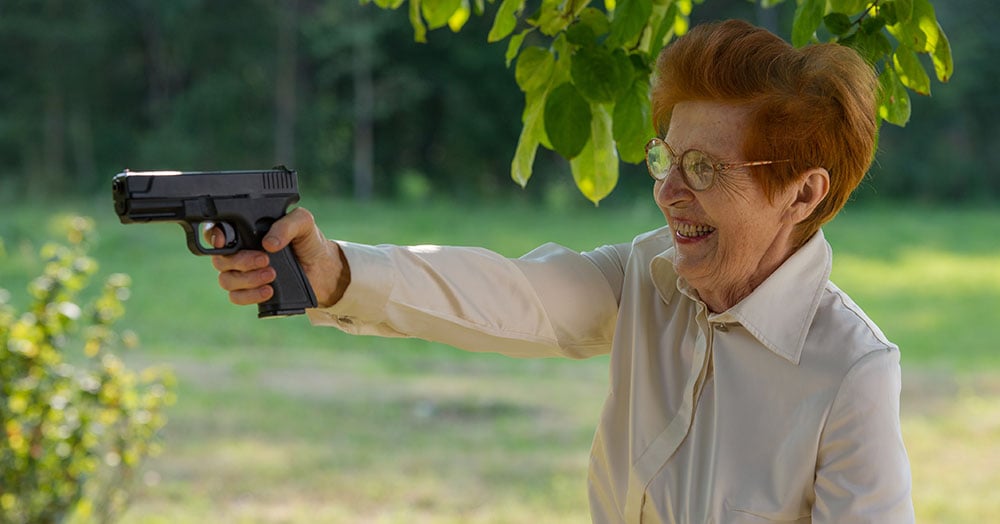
[0,0,994,204]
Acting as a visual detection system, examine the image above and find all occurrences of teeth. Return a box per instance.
[674,222,716,238]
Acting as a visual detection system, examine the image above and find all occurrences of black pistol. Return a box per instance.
[112,167,317,318]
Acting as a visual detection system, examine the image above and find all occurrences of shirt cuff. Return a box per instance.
[306,240,394,328]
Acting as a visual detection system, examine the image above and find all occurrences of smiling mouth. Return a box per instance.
[674,222,716,239]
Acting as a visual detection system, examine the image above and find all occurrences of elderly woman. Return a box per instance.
[212,19,913,523]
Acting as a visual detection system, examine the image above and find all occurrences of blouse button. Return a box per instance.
[713,323,729,332]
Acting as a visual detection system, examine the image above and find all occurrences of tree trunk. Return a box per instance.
[275,0,298,168]
[352,22,375,201]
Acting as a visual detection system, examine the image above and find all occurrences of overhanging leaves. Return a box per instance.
[570,103,618,204]
[878,66,911,126]
[570,46,633,103]
[421,0,461,30]
[893,46,931,95]
[515,46,555,92]
[488,0,523,42]
[370,0,955,201]
[613,77,653,164]
[608,0,653,47]
[791,0,825,47]
[544,82,592,159]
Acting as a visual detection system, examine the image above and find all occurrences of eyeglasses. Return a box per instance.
[644,137,790,191]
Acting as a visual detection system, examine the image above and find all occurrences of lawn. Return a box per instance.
[2,196,999,523]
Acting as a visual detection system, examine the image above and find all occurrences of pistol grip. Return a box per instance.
[258,245,317,318]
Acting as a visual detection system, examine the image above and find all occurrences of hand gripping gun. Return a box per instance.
[112,167,317,318]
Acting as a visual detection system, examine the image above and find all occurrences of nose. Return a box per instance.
[654,165,693,208]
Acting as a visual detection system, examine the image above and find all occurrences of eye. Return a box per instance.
[645,141,674,180]
[682,150,716,189]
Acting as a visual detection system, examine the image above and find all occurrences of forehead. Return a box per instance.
[664,101,751,157]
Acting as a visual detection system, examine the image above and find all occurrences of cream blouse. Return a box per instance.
[308,227,914,523]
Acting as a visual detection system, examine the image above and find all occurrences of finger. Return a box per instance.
[261,207,318,253]
[228,285,274,306]
[201,223,227,249]
[211,251,271,273]
[217,266,276,293]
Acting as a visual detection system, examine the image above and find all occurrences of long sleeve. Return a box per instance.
[306,240,624,359]
[812,348,915,523]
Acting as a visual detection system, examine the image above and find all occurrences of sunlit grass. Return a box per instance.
[903,380,1000,523]
[830,249,1000,367]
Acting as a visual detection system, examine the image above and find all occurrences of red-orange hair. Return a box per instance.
[651,19,878,245]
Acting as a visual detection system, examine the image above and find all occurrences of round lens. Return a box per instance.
[682,150,716,190]
[645,140,673,181]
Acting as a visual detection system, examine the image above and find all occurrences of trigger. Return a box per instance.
[201,221,238,250]
[218,222,238,249]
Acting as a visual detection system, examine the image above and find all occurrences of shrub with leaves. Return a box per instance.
[0,216,174,524]
[366,0,954,204]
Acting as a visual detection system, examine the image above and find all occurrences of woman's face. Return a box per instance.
[654,100,802,312]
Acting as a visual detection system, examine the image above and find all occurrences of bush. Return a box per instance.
[0,216,174,524]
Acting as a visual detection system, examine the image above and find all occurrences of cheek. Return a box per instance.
[652,181,668,212]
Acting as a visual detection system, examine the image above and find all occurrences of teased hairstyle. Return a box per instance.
[651,19,878,245]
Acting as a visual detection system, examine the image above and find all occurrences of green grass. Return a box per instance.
[3,197,999,523]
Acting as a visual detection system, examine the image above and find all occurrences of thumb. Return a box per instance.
[261,207,323,255]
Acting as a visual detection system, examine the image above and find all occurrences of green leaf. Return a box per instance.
[612,78,653,164]
[886,0,952,81]
[930,28,952,83]
[409,0,428,43]
[646,2,678,58]
[828,0,868,12]
[887,0,933,51]
[544,82,592,159]
[371,0,406,8]
[511,89,545,187]
[535,0,588,36]
[488,0,523,43]
[515,46,555,92]
[565,21,597,47]
[842,29,892,64]
[823,12,853,36]
[422,0,461,30]
[879,1,899,25]
[505,29,531,67]
[570,46,633,103]
[861,15,887,35]
[893,0,914,23]
[608,0,653,47]
[892,46,931,95]
[577,7,611,37]
[565,7,611,46]
[447,1,472,32]
[791,0,825,47]
[570,103,619,204]
[878,65,911,126]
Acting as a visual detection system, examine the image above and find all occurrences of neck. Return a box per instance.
[694,241,798,314]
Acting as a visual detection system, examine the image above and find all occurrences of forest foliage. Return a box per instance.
[0,0,995,203]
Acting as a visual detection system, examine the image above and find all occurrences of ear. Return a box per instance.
[786,167,830,224]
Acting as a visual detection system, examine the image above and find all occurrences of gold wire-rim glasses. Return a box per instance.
[644,137,791,191]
